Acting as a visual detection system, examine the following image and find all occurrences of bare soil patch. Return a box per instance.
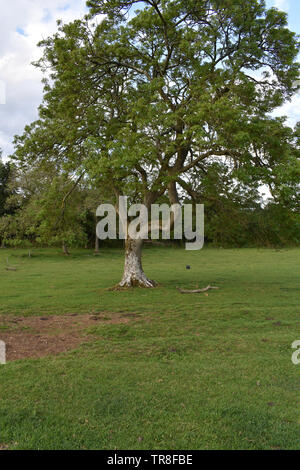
[0,312,135,361]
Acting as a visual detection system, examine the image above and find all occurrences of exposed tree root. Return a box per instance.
[117,237,158,289]
[114,277,158,290]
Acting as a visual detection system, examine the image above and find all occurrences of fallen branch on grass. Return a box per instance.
[5,257,17,272]
[177,285,219,294]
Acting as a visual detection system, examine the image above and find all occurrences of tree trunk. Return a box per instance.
[118,238,156,288]
[95,233,99,253]
[62,241,70,255]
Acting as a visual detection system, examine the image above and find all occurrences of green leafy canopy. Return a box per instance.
[12,0,300,207]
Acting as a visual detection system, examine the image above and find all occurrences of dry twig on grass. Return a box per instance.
[177,285,219,294]
[5,257,17,272]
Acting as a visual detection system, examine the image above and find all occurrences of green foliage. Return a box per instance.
[0,155,18,218]
[12,0,300,215]
[180,161,300,247]
[1,158,299,248]
[0,165,97,249]
[205,201,300,248]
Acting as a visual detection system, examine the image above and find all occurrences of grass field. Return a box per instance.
[0,246,300,450]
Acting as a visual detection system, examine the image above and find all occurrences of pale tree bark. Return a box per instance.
[118,237,156,288]
[62,241,70,255]
[113,185,161,288]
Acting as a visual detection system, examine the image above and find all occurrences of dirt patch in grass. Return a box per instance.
[0,313,135,361]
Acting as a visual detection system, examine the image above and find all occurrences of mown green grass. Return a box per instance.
[0,246,300,450]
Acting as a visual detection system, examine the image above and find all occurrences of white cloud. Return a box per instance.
[274,0,290,11]
[0,0,88,159]
[272,94,300,127]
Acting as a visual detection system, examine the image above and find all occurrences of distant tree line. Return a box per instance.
[1,153,299,251]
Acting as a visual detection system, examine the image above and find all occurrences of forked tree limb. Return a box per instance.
[177,285,219,294]
[53,171,86,231]
[61,172,85,221]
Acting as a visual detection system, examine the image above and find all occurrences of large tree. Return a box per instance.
[13,0,300,286]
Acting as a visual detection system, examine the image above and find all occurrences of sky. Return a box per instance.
[0,0,299,160]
